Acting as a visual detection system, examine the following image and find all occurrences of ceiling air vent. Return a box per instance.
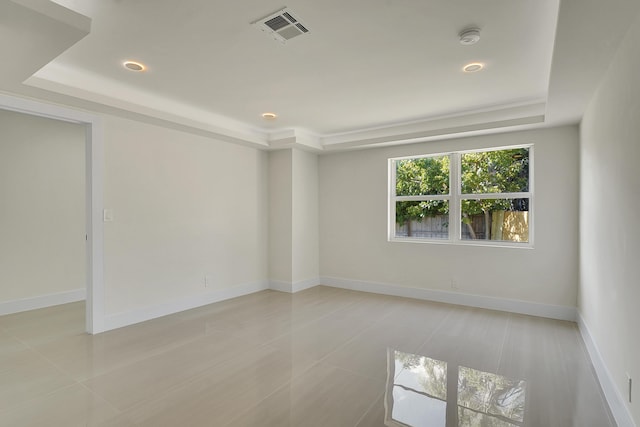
[252,7,310,43]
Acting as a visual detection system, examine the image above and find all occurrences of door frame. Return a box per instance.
[0,92,105,334]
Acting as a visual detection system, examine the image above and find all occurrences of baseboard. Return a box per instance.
[268,280,293,293]
[103,280,269,332]
[319,276,577,321]
[269,277,321,293]
[578,313,636,427]
[0,288,86,316]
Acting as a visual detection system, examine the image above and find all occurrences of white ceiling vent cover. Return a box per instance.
[252,8,310,43]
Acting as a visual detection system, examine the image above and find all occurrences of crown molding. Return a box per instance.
[319,102,546,150]
[25,63,270,148]
[24,61,548,152]
[268,129,322,151]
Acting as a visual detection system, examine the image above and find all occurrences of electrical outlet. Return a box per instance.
[204,275,211,288]
[627,373,632,403]
[451,279,458,289]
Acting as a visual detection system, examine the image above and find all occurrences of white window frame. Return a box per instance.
[388,144,534,248]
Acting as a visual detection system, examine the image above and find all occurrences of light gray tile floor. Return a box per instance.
[0,287,615,426]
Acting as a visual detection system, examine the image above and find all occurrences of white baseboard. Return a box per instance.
[319,276,577,321]
[269,277,321,293]
[578,313,636,427]
[103,281,269,332]
[268,280,293,293]
[0,288,86,316]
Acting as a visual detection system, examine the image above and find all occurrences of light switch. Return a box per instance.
[103,209,114,222]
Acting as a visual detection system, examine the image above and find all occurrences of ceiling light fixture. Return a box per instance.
[459,28,481,45]
[262,112,277,120]
[123,61,146,72]
[463,62,484,73]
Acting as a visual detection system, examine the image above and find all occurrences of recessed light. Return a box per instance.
[463,62,484,73]
[123,61,146,72]
[262,112,277,120]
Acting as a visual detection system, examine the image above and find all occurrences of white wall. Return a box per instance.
[580,11,640,425]
[268,149,293,283]
[292,149,319,283]
[319,126,579,308]
[0,109,85,302]
[103,115,268,315]
[268,148,319,286]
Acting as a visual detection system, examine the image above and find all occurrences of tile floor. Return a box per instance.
[0,286,615,426]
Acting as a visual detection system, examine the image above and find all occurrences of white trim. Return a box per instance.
[103,281,269,332]
[389,237,534,250]
[578,313,636,427]
[0,289,86,316]
[85,117,105,334]
[269,277,321,293]
[321,103,546,149]
[388,158,396,241]
[451,152,461,243]
[268,280,294,293]
[0,92,104,334]
[25,63,269,149]
[292,277,321,292]
[320,276,577,321]
[458,192,531,200]
[395,194,451,202]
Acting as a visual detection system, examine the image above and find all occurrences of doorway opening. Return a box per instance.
[0,93,104,334]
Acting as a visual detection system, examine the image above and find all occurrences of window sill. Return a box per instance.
[389,237,534,249]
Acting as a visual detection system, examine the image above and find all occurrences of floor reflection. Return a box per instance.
[385,350,526,426]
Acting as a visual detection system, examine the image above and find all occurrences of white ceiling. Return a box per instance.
[2,0,640,150]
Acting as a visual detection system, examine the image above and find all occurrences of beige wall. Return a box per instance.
[0,109,85,302]
[103,115,268,315]
[268,148,319,285]
[292,149,319,283]
[580,11,640,424]
[319,125,579,307]
[268,149,293,283]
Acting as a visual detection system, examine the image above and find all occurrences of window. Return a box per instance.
[389,145,532,246]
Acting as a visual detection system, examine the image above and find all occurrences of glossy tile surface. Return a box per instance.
[0,287,615,426]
